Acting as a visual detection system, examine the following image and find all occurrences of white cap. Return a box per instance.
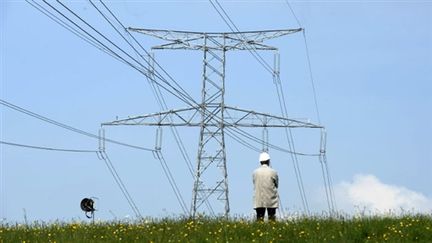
[259,152,270,162]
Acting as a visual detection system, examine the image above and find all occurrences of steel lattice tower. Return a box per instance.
[102,28,328,217]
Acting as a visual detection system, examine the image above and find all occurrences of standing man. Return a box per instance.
[253,152,279,221]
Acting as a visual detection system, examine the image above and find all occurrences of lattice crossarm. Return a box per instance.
[223,106,322,128]
[101,106,201,126]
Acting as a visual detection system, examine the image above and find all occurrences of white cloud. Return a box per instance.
[334,174,432,214]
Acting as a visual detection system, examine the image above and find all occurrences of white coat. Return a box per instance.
[253,164,279,208]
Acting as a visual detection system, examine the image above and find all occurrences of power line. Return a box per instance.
[209,0,274,74]
[225,129,261,153]
[25,0,129,66]
[226,126,319,157]
[99,150,143,219]
[281,2,337,214]
[55,0,195,107]
[281,0,321,124]
[0,140,98,153]
[274,74,311,214]
[284,0,302,28]
[61,0,196,108]
[95,0,198,107]
[321,153,337,212]
[301,30,322,124]
[34,0,196,108]
[154,151,189,215]
[0,99,155,152]
[282,0,328,213]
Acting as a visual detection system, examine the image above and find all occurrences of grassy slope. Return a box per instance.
[1,215,431,242]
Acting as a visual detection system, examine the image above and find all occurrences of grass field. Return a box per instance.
[1,214,431,242]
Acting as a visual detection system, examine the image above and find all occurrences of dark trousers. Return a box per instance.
[255,207,276,221]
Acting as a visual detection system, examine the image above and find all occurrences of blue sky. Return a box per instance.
[1,1,431,222]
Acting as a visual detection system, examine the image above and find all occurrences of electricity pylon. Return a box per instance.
[102,28,324,217]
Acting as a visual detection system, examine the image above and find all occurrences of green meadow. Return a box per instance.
[1,215,431,242]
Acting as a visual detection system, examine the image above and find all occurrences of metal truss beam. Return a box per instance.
[128,28,302,51]
[102,105,322,129]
